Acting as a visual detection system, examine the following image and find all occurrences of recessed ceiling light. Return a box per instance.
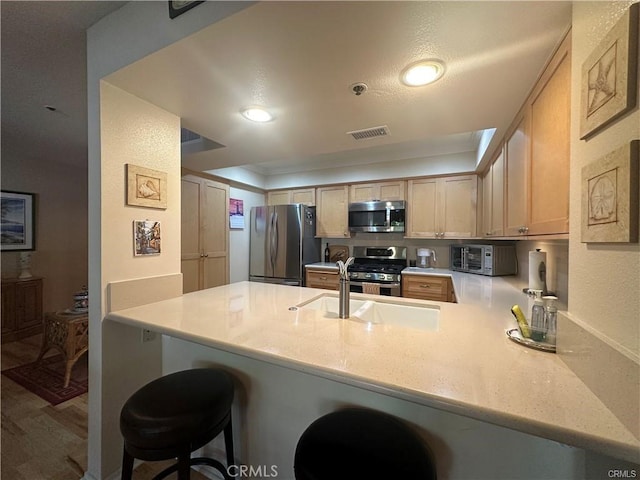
[400,60,445,87]
[241,106,274,123]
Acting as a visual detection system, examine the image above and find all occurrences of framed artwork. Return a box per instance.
[168,1,204,19]
[1,191,35,251]
[229,198,245,229]
[126,164,167,209]
[580,3,638,139]
[134,220,161,256]
[581,140,639,243]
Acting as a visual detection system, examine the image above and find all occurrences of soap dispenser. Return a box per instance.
[543,295,558,346]
[530,290,546,342]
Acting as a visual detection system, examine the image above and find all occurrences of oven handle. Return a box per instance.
[349,280,401,288]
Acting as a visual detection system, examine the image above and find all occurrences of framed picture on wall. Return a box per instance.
[134,220,161,256]
[126,164,168,209]
[579,3,639,139]
[1,190,35,251]
[581,140,639,243]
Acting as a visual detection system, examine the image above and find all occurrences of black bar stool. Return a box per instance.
[119,368,235,480]
[294,407,437,480]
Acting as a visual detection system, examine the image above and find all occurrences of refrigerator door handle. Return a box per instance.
[269,211,278,272]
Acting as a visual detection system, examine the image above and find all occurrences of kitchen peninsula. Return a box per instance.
[106,276,639,479]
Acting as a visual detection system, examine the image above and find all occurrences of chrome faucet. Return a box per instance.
[337,257,354,319]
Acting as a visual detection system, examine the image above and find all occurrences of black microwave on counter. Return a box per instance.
[348,200,405,233]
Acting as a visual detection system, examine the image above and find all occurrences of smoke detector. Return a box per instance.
[350,82,368,96]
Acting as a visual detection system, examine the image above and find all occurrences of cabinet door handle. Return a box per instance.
[419,284,432,288]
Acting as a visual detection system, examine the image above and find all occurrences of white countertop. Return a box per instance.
[106,277,639,463]
[305,262,340,270]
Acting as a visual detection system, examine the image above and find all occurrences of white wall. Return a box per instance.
[0,157,88,313]
[229,186,265,283]
[209,150,476,190]
[87,3,253,478]
[554,1,640,445]
[568,1,640,357]
[93,81,182,478]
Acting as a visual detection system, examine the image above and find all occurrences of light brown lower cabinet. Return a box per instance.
[402,274,455,303]
[305,268,339,290]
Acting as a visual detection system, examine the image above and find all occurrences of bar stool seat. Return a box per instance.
[120,368,235,480]
[294,408,437,480]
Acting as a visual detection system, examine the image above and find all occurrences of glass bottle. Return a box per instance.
[530,290,546,342]
[543,295,558,346]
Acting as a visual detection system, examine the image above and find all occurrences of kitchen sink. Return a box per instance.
[296,294,439,331]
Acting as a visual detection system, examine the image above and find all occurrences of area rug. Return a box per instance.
[2,354,88,405]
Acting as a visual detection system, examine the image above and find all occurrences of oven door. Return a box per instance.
[463,246,486,274]
[349,281,401,297]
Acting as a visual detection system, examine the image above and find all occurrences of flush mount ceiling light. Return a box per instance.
[240,106,274,123]
[400,60,445,87]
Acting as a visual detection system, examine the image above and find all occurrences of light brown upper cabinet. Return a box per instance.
[407,175,478,239]
[349,181,405,202]
[267,188,316,206]
[504,110,529,236]
[316,185,350,238]
[528,34,571,235]
[483,148,505,237]
[500,32,571,237]
[181,174,230,293]
[481,168,492,237]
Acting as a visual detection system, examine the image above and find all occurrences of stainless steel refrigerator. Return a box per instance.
[249,204,321,286]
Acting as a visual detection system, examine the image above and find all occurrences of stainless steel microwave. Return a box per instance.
[348,200,405,233]
[450,244,517,276]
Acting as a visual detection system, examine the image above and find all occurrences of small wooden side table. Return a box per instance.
[37,311,89,387]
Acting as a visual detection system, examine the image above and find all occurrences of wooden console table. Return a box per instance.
[37,311,88,387]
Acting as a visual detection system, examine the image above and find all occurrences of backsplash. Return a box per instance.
[322,235,569,306]
[321,233,454,268]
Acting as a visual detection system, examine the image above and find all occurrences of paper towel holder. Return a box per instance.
[538,259,548,295]
[525,248,549,296]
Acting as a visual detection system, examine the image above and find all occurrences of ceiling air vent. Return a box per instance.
[347,125,390,140]
[180,127,226,156]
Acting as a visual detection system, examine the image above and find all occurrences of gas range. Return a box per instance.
[348,246,407,296]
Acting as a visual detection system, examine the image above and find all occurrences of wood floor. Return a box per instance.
[1,334,211,479]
